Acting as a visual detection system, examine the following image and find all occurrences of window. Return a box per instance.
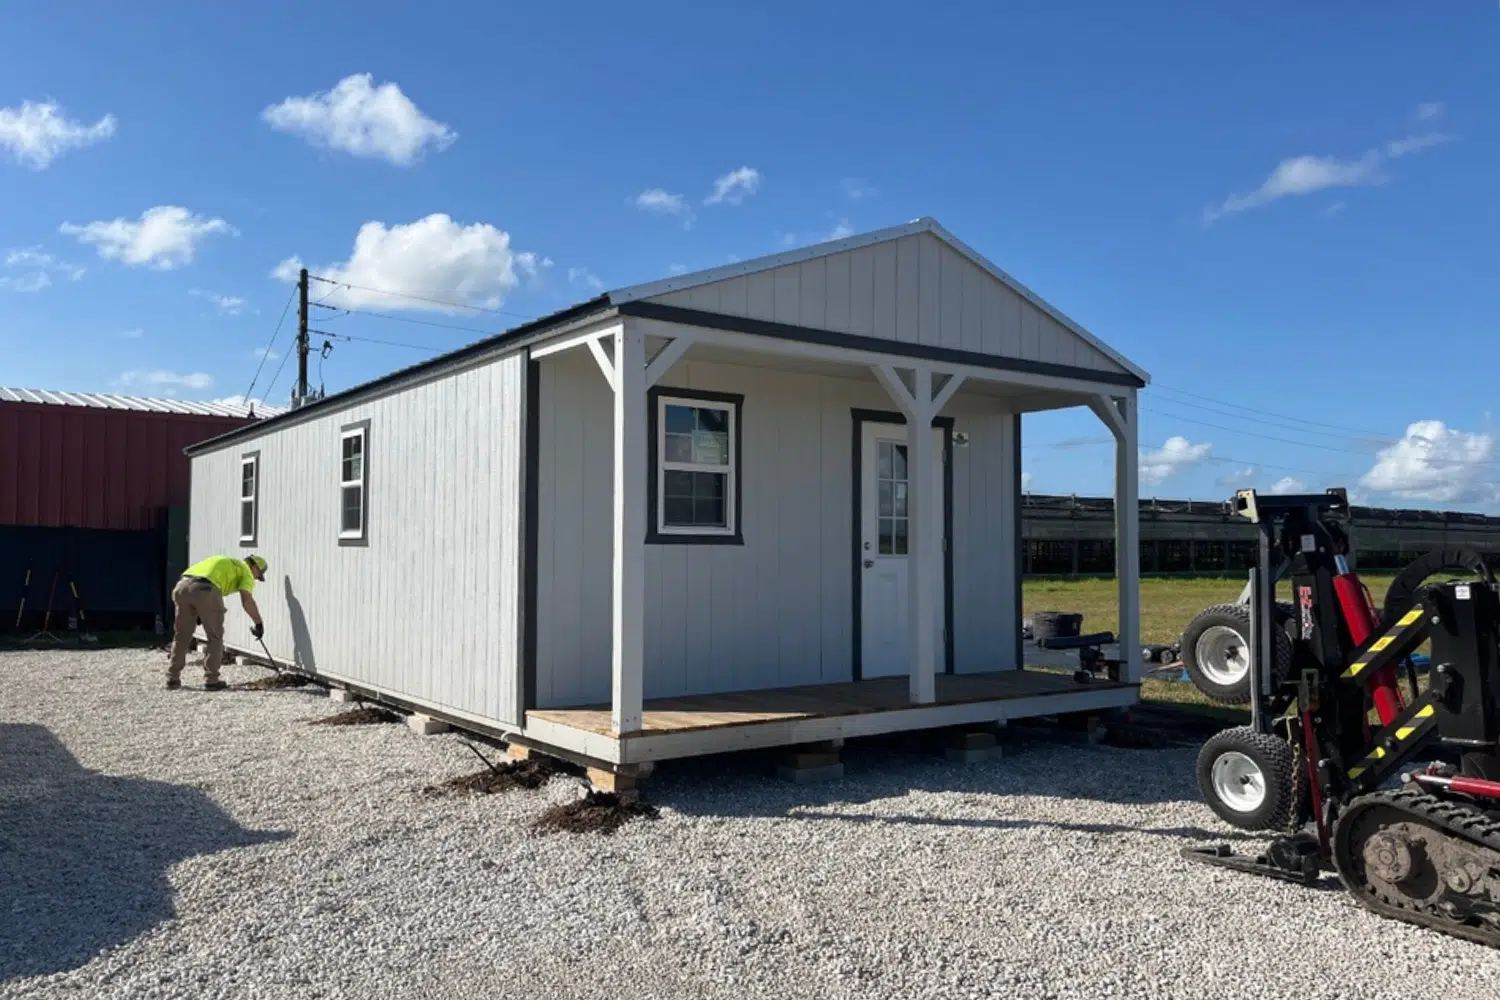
[339,421,369,544]
[648,389,743,544]
[239,452,259,545]
[876,441,908,555]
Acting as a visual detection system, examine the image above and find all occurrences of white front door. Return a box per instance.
[859,422,946,679]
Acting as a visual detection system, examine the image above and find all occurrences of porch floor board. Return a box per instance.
[528,669,1127,738]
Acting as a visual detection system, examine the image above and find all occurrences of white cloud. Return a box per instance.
[1359,419,1498,505]
[272,213,537,314]
[1415,102,1444,122]
[253,346,279,361]
[115,369,215,391]
[567,266,604,292]
[212,394,276,414]
[840,177,876,201]
[0,100,116,169]
[2,246,85,290]
[825,219,855,241]
[633,188,695,228]
[60,206,235,269]
[1321,201,1346,218]
[191,289,246,315]
[1216,464,1259,488]
[261,73,456,167]
[1021,471,1034,492]
[704,166,761,206]
[1205,120,1454,223]
[1139,435,1213,485]
[1268,476,1307,495]
[121,328,144,339]
[667,263,688,275]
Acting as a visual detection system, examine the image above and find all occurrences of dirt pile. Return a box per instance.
[421,758,560,797]
[311,707,401,726]
[530,791,660,835]
[232,673,313,691]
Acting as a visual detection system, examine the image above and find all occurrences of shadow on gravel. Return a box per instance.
[0,723,290,984]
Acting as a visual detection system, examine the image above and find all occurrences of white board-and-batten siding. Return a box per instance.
[648,231,1124,376]
[188,354,527,726]
[534,348,1020,709]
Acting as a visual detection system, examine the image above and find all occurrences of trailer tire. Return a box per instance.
[1179,603,1294,704]
[1196,726,1299,832]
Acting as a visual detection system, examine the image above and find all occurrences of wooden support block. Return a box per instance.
[784,750,841,770]
[777,762,844,784]
[947,730,998,752]
[406,713,449,736]
[329,687,357,703]
[587,767,641,798]
[506,743,533,761]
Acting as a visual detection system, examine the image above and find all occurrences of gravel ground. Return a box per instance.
[3,647,1499,1000]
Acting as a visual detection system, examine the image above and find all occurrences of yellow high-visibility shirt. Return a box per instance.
[183,555,256,596]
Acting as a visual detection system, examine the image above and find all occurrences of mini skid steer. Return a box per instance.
[1184,487,1500,948]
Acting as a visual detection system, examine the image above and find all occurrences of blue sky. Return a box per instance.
[2,2,1498,510]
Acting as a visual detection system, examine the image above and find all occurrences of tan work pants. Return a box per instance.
[169,576,226,683]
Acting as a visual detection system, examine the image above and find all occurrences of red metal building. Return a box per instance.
[0,388,274,628]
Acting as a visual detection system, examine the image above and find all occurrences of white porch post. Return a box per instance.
[611,322,647,734]
[1091,391,1142,684]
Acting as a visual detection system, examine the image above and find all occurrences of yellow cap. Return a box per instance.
[247,555,268,576]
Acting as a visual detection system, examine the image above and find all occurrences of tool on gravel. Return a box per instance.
[67,578,97,643]
[13,564,31,630]
[26,570,62,644]
[1182,487,1500,948]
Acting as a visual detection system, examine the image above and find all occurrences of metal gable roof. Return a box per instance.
[0,387,281,418]
[606,216,1150,385]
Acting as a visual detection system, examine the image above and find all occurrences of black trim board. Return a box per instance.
[618,299,1145,389]
[646,385,746,546]
[336,419,371,548]
[850,408,956,682]
[521,355,540,716]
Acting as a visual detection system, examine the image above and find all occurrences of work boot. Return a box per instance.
[204,680,228,691]
[165,679,181,690]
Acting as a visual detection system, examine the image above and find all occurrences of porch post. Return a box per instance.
[907,368,938,705]
[1113,393,1142,683]
[611,322,647,734]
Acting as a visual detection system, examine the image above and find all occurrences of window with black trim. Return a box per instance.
[239,452,259,545]
[339,423,368,543]
[649,389,743,543]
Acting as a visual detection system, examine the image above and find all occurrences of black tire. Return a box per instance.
[1179,603,1293,705]
[1196,725,1299,832]
[1030,611,1082,644]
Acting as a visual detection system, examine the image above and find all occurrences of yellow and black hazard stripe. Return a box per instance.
[1341,606,1426,680]
[1347,704,1437,782]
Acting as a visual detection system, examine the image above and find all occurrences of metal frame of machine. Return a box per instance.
[1185,487,1500,948]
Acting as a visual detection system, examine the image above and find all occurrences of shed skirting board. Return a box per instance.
[525,686,1140,766]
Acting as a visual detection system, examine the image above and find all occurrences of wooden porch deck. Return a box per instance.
[524,669,1138,764]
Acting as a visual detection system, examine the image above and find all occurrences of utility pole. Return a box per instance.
[295,267,310,409]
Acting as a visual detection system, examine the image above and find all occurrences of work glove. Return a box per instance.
[250,623,265,640]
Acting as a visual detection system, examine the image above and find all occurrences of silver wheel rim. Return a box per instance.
[1195,625,1249,688]
[1211,750,1266,813]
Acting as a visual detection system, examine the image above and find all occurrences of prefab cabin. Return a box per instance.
[185,218,1149,767]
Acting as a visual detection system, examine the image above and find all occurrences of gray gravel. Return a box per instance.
[3,647,1499,1000]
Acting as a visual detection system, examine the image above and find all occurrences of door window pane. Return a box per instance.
[875,439,909,556]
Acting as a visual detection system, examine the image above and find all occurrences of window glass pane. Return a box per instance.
[693,496,725,526]
[893,482,908,516]
[341,486,363,533]
[879,518,894,555]
[664,497,694,525]
[878,442,892,480]
[893,517,908,555]
[692,471,724,499]
[664,470,694,497]
[878,480,893,517]
[892,443,907,481]
[240,501,254,538]
[664,405,695,434]
[343,453,362,483]
[696,408,728,434]
[692,430,728,465]
[664,433,693,463]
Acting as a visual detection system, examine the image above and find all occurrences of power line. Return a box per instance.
[1148,382,1394,440]
[312,330,445,354]
[1145,385,1396,445]
[306,274,538,321]
[244,285,297,405]
[313,304,495,337]
[262,339,295,406]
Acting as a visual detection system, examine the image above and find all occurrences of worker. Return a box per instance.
[167,553,267,690]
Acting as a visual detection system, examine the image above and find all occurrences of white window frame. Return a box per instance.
[238,452,259,546]
[339,423,368,543]
[655,394,736,538]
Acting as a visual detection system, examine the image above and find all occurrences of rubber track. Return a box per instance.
[1332,785,1500,949]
